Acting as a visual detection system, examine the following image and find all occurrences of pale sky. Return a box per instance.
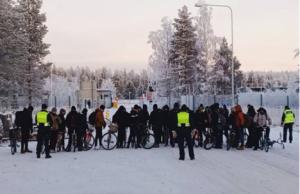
[42,0,299,71]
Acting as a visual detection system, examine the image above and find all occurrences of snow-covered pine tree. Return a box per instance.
[209,38,243,95]
[169,5,198,96]
[16,0,50,106]
[194,1,219,94]
[111,70,122,98]
[136,70,149,98]
[124,81,135,99]
[0,0,28,109]
[148,17,174,98]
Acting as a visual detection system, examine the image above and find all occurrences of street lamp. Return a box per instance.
[195,3,235,106]
[50,63,53,107]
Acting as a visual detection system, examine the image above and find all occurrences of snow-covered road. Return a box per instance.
[0,127,298,194]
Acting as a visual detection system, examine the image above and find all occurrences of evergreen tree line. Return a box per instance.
[51,66,149,100]
[0,0,50,108]
[148,5,243,97]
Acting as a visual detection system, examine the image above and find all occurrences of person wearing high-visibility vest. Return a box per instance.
[281,106,296,143]
[35,104,52,159]
[172,104,195,160]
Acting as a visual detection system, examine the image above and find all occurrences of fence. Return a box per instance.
[153,91,299,125]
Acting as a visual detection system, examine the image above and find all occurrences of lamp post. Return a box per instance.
[50,63,53,107]
[195,3,235,106]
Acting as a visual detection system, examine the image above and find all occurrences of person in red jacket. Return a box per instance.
[234,105,245,150]
[94,105,106,149]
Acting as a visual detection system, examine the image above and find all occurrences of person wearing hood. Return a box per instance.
[113,106,129,148]
[149,104,163,148]
[253,107,272,150]
[127,105,141,148]
[49,107,60,152]
[210,103,225,149]
[161,105,171,146]
[76,108,88,151]
[58,108,66,150]
[168,103,180,147]
[65,106,79,151]
[245,104,256,148]
[94,105,106,149]
[234,105,245,150]
[20,106,34,153]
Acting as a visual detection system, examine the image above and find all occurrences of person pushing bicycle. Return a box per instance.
[253,107,272,150]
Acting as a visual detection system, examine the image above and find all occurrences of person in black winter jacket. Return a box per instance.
[139,104,150,141]
[65,106,78,151]
[194,104,208,147]
[210,103,224,149]
[168,103,180,147]
[149,104,163,147]
[20,106,34,153]
[127,105,142,148]
[141,104,150,126]
[76,109,88,151]
[113,106,129,148]
[58,109,66,149]
[161,105,171,146]
[246,104,256,148]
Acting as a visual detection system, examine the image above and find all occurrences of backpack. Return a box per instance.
[88,111,96,125]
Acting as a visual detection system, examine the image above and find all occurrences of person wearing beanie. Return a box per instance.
[172,104,195,160]
[36,104,52,159]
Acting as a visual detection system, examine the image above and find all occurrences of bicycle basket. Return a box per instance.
[108,123,118,133]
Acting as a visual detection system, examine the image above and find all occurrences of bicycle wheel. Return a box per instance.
[101,132,117,150]
[204,136,213,150]
[83,133,95,151]
[264,139,269,152]
[226,137,231,151]
[141,134,155,149]
[259,138,264,150]
[244,133,249,145]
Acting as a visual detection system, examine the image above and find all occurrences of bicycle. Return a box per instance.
[101,119,118,150]
[64,130,78,152]
[267,132,285,150]
[83,128,95,151]
[56,131,66,152]
[226,127,237,151]
[203,128,214,150]
[140,126,155,149]
[258,126,270,152]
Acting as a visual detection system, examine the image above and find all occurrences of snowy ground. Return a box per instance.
[0,126,298,194]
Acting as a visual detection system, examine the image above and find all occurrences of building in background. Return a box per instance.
[79,80,112,109]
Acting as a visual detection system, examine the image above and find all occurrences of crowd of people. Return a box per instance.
[13,102,296,160]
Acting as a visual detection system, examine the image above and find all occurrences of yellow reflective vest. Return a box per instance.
[284,110,295,124]
[36,111,49,126]
[177,112,190,127]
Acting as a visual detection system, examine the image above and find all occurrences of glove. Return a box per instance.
[172,131,177,138]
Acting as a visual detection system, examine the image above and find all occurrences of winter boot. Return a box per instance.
[237,145,245,150]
